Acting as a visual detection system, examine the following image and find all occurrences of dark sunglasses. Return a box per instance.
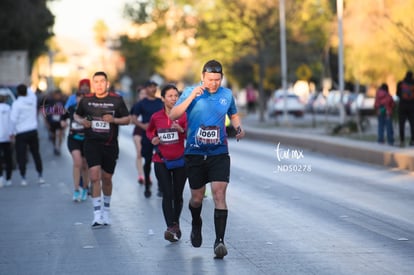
[202,66,223,74]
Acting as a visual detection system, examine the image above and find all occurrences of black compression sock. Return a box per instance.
[189,203,202,224]
[214,209,228,242]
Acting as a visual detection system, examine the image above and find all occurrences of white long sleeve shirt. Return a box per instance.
[0,103,13,142]
[10,90,38,135]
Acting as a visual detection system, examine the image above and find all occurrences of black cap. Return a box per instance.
[143,80,158,87]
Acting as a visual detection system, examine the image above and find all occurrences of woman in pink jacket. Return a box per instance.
[146,84,187,242]
[374,83,395,145]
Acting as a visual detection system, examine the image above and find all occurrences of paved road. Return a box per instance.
[1,125,414,275]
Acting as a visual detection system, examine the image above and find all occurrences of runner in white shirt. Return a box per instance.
[10,84,44,186]
[0,91,13,187]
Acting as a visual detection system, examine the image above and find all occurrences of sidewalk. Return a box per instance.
[241,113,414,172]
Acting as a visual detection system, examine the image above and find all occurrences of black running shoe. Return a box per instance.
[144,189,151,198]
[214,240,228,259]
[190,219,202,247]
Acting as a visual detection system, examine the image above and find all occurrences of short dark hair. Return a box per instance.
[52,88,62,95]
[93,71,108,79]
[202,60,223,75]
[379,83,389,92]
[161,84,179,98]
[17,84,27,96]
[143,80,158,87]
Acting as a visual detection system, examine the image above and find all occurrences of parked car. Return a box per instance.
[344,93,358,115]
[306,92,327,113]
[325,90,351,114]
[350,93,375,116]
[267,90,305,118]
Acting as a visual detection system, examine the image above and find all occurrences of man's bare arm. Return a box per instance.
[169,86,204,120]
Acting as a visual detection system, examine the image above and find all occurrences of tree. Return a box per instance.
[195,0,281,122]
[121,0,198,88]
[195,0,334,121]
[0,0,54,66]
[117,35,162,88]
[343,0,414,90]
[288,0,334,83]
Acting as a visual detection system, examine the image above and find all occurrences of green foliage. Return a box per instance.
[0,0,54,65]
[119,0,414,99]
[288,0,334,83]
[117,35,162,88]
[194,0,280,90]
[122,0,201,84]
[193,0,334,89]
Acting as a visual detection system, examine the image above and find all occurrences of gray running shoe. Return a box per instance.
[214,240,228,259]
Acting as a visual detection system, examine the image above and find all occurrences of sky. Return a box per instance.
[48,0,130,46]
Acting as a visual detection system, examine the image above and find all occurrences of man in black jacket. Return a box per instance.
[396,71,414,146]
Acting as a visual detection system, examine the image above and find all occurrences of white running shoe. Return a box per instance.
[21,179,27,186]
[91,211,104,228]
[0,177,3,188]
[102,210,111,226]
[5,180,12,187]
[38,177,45,184]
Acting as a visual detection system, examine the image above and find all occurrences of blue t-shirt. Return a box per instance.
[64,94,77,109]
[130,98,163,123]
[176,85,237,156]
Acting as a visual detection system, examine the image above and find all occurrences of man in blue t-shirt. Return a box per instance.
[170,60,245,259]
[130,80,163,197]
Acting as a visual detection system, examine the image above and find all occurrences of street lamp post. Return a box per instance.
[337,0,346,124]
[279,0,288,124]
[47,50,55,92]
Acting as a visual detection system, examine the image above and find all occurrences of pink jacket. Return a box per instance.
[374,88,394,116]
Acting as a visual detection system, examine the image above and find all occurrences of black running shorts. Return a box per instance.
[83,140,119,174]
[49,121,63,131]
[133,126,144,136]
[67,136,84,155]
[185,154,230,190]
